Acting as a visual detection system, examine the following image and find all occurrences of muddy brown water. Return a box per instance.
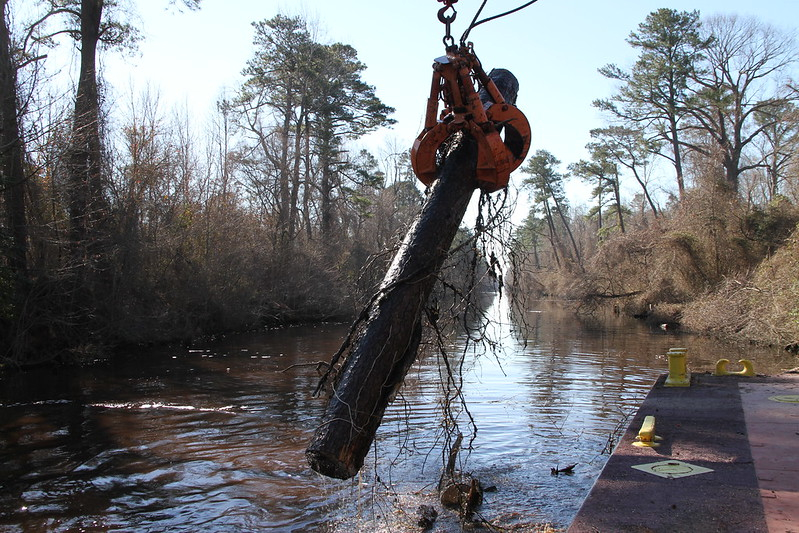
[1,297,795,532]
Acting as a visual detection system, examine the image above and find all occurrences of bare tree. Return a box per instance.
[687,14,799,194]
[751,100,799,202]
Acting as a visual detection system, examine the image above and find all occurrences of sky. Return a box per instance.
[100,0,799,210]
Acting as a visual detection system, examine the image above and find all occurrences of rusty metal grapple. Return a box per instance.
[410,45,531,193]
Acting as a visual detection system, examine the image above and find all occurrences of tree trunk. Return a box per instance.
[302,118,313,241]
[0,0,27,282]
[550,189,583,271]
[542,200,561,268]
[277,83,293,242]
[69,0,106,256]
[319,162,333,240]
[597,189,603,231]
[612,167,625,233]
[306,135,478,479]
[723,148,742,194]
[318,117,335,243]
[668,115,685,199]
[531,233,541,269]
[631,166,659,218]
[289,106,305,241]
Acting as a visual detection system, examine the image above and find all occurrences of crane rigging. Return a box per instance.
[410,0,534,193]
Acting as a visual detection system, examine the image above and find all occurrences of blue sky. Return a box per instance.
[104,0,799,208]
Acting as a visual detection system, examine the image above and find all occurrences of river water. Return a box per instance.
[1,296,795,532]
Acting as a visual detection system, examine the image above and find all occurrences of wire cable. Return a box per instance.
[461,0,489,44]
[460,0,541,44]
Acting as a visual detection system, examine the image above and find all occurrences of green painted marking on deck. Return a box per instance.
[631,460,714,479]
[768,394,799,404]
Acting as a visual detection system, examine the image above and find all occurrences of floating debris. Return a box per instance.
[551,463,577,475]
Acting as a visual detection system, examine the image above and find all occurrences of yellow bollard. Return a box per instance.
[713,359,755,377]
[633,415,662,448]
[664,348,690,387]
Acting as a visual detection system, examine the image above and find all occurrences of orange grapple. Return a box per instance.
[410,44,531,193]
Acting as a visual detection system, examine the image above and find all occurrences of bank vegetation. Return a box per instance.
[511,9,799,351]
[2,4,799,368]
[1,4,439,367]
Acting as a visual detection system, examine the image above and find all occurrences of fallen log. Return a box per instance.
[306,136,478,479]
[306,68,522,480]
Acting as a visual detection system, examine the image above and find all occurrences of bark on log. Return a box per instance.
[306,136,479,479]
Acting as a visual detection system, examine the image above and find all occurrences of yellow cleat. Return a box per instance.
[714,359,755,377]
[633,415,663,448]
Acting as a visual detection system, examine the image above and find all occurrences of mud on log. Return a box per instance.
[306,136,479,479]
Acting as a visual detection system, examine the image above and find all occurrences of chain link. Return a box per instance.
[436,0,458,47]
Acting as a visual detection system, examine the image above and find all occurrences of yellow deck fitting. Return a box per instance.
[631,460,714,479]
[713,358,755,377]
[664,348,691,387]
[633,415,662,448]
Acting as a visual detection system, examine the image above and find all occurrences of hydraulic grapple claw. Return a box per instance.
[409,45,530,193]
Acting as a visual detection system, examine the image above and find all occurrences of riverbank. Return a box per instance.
[680,225,799,352]
[556,195,799,354]
[568,371,799,532]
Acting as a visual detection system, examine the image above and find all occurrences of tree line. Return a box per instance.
[4,4,797,365]
[517,8,799,282]
[0,2,427,366]
[511,9,799,346]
